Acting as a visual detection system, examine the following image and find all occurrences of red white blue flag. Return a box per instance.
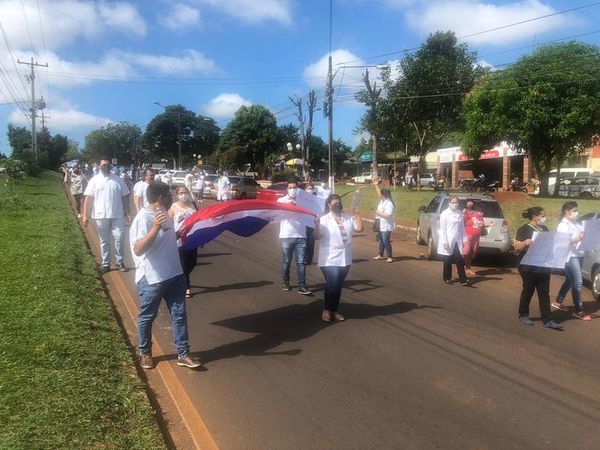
[177,200,316,250]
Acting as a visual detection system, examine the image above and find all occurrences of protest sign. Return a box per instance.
[520,231,571,269]
[580,219,600,252]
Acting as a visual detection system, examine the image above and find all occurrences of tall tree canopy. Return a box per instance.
[462,41,600,195]
[84,122,143,166]
[143,106,220,168]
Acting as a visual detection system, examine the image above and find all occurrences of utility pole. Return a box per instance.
[289,94,306,179]
[362,68,382,181]
[326,0,335,192]
[41,110,50,130]
[305,90,318,181]
[18,57,48,164]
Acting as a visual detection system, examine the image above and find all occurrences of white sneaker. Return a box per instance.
[77,213,81,218]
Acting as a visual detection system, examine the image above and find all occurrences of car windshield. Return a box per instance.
[441,198,504,218]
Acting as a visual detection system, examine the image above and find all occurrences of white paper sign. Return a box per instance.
[580,220,600,251]
[315,186,331,198]
[520,231,571,269]
[296,188,326,216]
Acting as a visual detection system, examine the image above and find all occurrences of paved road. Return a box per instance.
[118,208,600,449]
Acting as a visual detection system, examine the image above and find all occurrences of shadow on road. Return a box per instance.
[191,280,274,295]
[189,300,440,365]
[197,252,233,258]
[310,279,383,294]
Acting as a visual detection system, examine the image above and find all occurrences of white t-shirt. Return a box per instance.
[377,199,395,232]
[129,208,183,284]
[277,195,306,238]
[133,181,150,209]
[318,212,358,267]
[557,218,584,258]
[217,176,231,201]
[83,174,130,219]
[184,173,194,188]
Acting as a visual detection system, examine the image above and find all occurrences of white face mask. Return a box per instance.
[538,216,547,225]
[570,211,578,220]
[306,189,314,194]
[449,203,459,210]
[288,188,297,197]
[178,193,191,202]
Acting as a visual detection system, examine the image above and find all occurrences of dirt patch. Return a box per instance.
[489,191,530,204]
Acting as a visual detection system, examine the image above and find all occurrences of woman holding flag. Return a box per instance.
[313,194,363,322]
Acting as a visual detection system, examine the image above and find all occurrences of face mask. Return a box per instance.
[449,203,458,210]
[538,216,547,225]
[306,189,314,194]
[288,188,297,197]
[570,211,579,220]
[100,165,110,175]
[178,194,191,202]
[331,203,343,214]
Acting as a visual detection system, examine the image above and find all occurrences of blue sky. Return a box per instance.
[0,0,599,157]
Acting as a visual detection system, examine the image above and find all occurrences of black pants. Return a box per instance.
[443,243,467,283]
[305,227,315,264]
[518,267,552,323]
[73,193,83,214]
[320,265,351,312]
[178,248,197,289]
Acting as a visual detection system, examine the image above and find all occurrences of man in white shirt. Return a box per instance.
[82,158,131,273]
[277,181,311,295]
[130,181,202,370]
[133,168,155,213]
[184,172,195,200]
[195,170,205,202]
[216,171,231,202]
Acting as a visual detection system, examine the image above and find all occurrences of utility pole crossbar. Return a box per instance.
[17,57,48,164]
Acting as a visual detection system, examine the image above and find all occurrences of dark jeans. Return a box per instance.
[178,248,197,289]
[320,265,351,312]
[281,238,307,288]
[557,256,584,311]
[518,267,552,322]
[443,243,467,283]
[73,193,83,213]
[377,230,392,257]
[305,227,316,264]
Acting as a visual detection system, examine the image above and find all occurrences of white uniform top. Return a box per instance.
[557,218,584,258]
[377,199,395,231]
[184,173,194,189]
[195,174,205,191]
[129,208,183,284]
[83,173,130,219]
[437,206,466,256]
[277,195,306,238]
[217,176,231,201]
[133,181,150,209]
[318,212,358,267]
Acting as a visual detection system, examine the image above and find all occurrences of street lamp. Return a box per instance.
[153,101,182,170]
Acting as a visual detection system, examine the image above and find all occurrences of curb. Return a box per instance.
[362,216,417,233]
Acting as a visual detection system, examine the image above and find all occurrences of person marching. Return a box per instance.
[277,181,311,295]
[372,180,395,263]
[462,199,493,277]
[69,166,86,219]
[514,207,562,329]
[169,186,199,299]
[216,171,231,202]
[304,183,317,265]
[438,196,469,286]
[130,181,202,370]
[133,168,155,213]
[313,194,364,322]
[552,201,591,320]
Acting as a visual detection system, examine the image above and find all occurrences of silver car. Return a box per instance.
[580,212,600,301]
[416,193,511,260]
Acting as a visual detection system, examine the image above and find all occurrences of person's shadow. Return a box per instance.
[191,280,274,295]
[191,300,442,365]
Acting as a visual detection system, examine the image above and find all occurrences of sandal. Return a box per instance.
[333,312,345,321]
[372,256,384,260]
[321,310,332,322]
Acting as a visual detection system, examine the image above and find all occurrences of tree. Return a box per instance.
[84,122,148,166]
[217,104,280,170]
[64,139,81,162]
[277,123,300,150]
[462,41,600,195]
[7,124,32,161]
[370,31,482,174]
[143,106,220,168]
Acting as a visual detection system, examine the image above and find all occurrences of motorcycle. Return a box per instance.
[509,181,529,192]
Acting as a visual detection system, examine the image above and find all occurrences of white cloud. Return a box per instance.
[117,49,218,75]
[193,0,293,25]
[158,3,201,31]
[405,0,574,45]
[302,49,366,90]
[0,0,146,52]
[8,107,111,130]
[203,93,252,119]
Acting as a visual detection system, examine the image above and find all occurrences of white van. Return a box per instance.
[548,168,593,193]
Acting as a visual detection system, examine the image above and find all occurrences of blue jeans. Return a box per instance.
[557,256,584,311]
[281,238,307,288]
[136,274,190,357]
[320,266,351,312]
[95,218,125,266]
[378,230,392,258]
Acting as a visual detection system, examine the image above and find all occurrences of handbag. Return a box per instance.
[372,218,380,232]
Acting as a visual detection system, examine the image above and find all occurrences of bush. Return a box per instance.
[271,169,301,183]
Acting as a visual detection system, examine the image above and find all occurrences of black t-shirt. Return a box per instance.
[516,222,550,270]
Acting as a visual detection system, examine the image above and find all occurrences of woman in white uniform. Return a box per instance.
[437,195,469,286]
[169,186,198,298]
[313,194,364,322]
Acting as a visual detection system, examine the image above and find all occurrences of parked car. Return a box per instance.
[228,176,261,199]
[419,173,436,187]
[256,181,307,202]
[579,212,600,301]
[192,174,218,198]
[548,167,593,194]
[416,193,511,260]
[557,176,600,199]
[351,172,372,183]
[170,171,189,187]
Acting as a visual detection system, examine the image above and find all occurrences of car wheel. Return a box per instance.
[427,234,437,260]
[581,191,592,199]
[416,221,425,245]
[592,266,600,301]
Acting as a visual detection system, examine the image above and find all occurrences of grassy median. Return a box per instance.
[0,172,166,449]
[335,184,600,232]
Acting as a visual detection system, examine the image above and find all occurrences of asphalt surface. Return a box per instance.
[116,205,600,450]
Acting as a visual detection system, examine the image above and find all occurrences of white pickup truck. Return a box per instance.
[351,172,373,183]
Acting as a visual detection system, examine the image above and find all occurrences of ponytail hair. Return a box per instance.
[560,201,578,219]
[380,188,395,208]
[522,206,544,220]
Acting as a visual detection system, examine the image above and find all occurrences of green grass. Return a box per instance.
[335,184,600,234]
[0,172,166,450]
